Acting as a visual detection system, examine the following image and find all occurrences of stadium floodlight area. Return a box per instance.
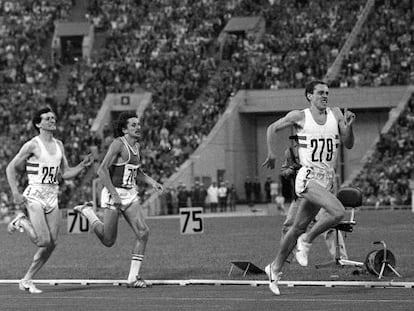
[0,279,413,289]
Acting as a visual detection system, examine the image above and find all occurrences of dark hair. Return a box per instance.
[304,80,327,102]
[32,107,53,132]
[114,111,138,137]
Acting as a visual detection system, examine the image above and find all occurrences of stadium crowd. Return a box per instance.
[157,180,238,215]
[0,0,413,217]
[336,0,414,87]
[352,94,414,207]
[78,0,365,182]
[0,0,74,215]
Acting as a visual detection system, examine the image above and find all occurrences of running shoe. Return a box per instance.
[127,276,149,288]
[265,264,282,296]
[73,202,94,215]
[19,279,42,294]
[7,212,26,234]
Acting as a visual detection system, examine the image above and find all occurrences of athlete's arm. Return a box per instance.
[136,168,164,193]
[58,140,94,179]
[97,139,123,201]
[333,107,355,149]
[262,110,303,169]
[6,141,36,204]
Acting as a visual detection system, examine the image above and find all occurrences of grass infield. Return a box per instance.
[0,209,413,282]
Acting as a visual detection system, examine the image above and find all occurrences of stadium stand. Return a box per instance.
[0,0,413,217]
[0,0,73,214]
[336,0,414,87]
[351,93,414,207]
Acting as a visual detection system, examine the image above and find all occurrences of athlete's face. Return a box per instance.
[124,117,141,139]
[309,84,329,111]
[38,112,57,132]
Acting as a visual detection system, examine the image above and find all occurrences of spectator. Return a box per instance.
[177,183,189,208]
[244,176,253,206]
[264,176,273,203]
[218,181,228,212]
[253,177,262,203]
[207,181,219,213]
[190,181,206,208]
[227,183,238,212]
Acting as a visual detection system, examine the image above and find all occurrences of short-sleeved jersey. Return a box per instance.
[296,108,339,171]
[109,136,141,189]
[26,136,62,185]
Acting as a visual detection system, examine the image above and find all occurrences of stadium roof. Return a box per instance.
[55,22,92,36]
[238,86,409,113]
[223,16,264,33]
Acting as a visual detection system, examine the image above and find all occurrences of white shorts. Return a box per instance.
[101,187,139,211]
[295,166,334,197]
[23,184,59,214]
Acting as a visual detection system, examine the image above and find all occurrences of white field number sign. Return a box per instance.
[67,210,89,233]
[179,207,203,234]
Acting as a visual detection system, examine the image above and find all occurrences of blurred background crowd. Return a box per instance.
[0,0,413,219]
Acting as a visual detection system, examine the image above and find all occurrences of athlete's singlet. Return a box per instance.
[24,136,62,213]
[102,136,141,210]
[294,108,339,196]
[109,136,141,189]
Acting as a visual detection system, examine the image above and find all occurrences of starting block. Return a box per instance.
[228,261,265,277]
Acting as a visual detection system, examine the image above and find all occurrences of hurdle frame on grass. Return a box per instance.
[0,279,413,288]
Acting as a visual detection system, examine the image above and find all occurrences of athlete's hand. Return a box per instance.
[152,182,164,193]
[262,154,276,169]
[80,153,94,168]
[344,108,356,127]
[12,192,26,207]
[112,193,122,208]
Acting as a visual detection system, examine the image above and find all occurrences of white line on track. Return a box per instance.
[1,279,413,287]
[1,295,413,304]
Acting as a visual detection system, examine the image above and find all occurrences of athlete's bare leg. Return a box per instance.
[122,201,149,285]
[300,181,345,244]
[23,204,60,280]
[271,199,319,273]
[122,204,149,254]
[92,209,120,247]
[281,199,300,238]
[13,211,38,244]
[317,209,348,259]
[288,181,345,266]
[75,202,120,247]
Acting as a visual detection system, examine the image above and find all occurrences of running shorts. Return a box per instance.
[295,166,334,197]
[101,187,139,211]
[23,184,59,214]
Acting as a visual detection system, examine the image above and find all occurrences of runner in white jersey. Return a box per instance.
[6,107,93,294]
[74,111,163,288]
[262,80,356,295]
[294,107,340,196]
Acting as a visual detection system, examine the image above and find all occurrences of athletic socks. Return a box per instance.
[127,254,144,283]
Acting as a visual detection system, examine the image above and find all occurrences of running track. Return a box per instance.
[1,283,413,311]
